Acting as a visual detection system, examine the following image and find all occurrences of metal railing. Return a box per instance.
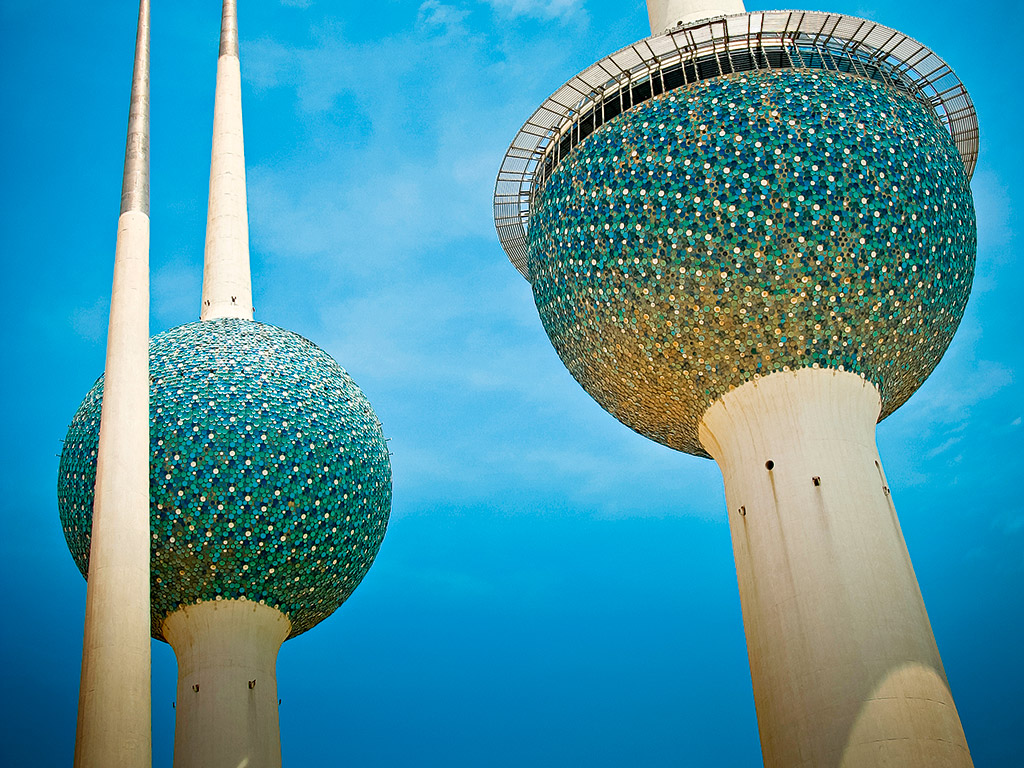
[493,10,979,279]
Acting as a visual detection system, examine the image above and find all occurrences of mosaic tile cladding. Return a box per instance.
[528,69,976,457]
[58,319,392,639]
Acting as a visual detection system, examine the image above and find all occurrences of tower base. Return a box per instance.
[163,599,290,768]
[698,368,972,768]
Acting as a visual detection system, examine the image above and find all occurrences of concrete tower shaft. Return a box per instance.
[699,369,972,767]
[164,602,291,768]
[493,9,980,767]
[200,0,253,320]
[646,0,745,34]
[74,1,152,765]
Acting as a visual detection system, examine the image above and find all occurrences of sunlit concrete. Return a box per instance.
[76,210,152,768]
[645,0,745,34]
[74,2,152,765]
[841,662,970,767]
[200,0,252,321]
[164,600,290,768]
[699,368,972,768]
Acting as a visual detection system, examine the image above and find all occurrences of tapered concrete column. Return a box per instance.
[164,600,291,768]
[698,368,971,768]
[200,0,253,321]
[645,0,745,34]
[74,2,152,766]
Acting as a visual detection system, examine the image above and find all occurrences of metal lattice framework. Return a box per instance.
[493,10,979,278]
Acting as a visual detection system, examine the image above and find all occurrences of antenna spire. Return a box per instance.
[75,0,153,764]
[200,0,253,320]
[120,1,150,215]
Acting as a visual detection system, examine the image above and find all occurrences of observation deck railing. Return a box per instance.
[494,10,979,279]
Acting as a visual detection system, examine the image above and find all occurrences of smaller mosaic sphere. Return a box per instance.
[528,69,976,456]
[58,318,392,639]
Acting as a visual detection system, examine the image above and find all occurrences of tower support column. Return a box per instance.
[698,368,972,768]
[164,600,291,768]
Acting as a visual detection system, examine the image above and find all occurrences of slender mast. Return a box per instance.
[168,7,287,766]
[75,1,152,765]
[200,0,253,320]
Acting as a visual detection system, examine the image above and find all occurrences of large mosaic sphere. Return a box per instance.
[529,69,976,456]
[58,318,392,639]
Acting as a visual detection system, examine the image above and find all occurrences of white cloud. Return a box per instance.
[970,167,1015,297]
[417,0,470,35]
[239,12,588,293]
[69,297,109,342]
[485,0,585,22]
[925,435,963,459]
[993,509,1024,535]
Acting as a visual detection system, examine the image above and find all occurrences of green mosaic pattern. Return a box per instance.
[529,69,976,457]
[58,319,391,640]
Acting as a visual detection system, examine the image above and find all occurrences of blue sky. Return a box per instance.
[1,0,1021,765]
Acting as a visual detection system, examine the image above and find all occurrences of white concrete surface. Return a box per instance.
[646,0,745,33]
[163,600,291,768]
[698,368,972,768]
[200,6,252,321]
[75,209,152,768]
[74,0,152,763]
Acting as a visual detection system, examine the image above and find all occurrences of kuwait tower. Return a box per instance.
[494,0,978,765]
[58,2,392,766]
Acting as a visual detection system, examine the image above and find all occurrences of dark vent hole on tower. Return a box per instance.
[765,460,775,471]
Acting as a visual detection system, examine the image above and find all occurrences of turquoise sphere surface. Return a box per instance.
[529,69,976,456]
[58,319,391,639]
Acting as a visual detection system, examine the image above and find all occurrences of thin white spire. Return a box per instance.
[200,0,253,320]
[75,0,153,764]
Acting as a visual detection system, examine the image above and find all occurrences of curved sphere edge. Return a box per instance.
[528,68,976,456]
[57,318,392,640]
